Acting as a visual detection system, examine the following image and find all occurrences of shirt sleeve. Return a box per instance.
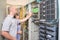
[2,17,11,32]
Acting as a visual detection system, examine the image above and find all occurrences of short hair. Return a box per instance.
[8,5,16,11]
[8,5,13,11]
[8,5,16,14]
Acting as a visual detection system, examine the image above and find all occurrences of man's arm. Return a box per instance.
[2,31,16,40]
[20,12,32,23]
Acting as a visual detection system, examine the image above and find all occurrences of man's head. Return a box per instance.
[8,6,17,15]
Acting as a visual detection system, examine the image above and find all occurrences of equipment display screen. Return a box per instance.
[32,8,39,13]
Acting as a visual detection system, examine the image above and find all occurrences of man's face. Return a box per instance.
[12,7,17,14]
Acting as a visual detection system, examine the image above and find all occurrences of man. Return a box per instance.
[2,6,32,40]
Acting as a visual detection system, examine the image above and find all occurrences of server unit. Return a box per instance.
[40,0,58,21]
[39,0,59,40]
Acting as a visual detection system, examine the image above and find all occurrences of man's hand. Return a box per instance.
[11,38,16,40]
[9,37,16,40]
[20,12,32,23]
[17,31,22,34]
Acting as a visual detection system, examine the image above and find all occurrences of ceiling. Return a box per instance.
[7,0,35,6]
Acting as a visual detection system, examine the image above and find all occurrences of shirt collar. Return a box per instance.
[8,15,13,18]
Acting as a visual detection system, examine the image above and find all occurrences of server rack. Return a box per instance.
[58,0,60,40]
[39,0,59,40]
[40,0,58,21]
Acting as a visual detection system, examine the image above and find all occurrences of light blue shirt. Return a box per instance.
[2,15,20,39]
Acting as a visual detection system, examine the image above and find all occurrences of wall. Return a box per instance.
[7,0,35,6]
[0,0,6,40]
